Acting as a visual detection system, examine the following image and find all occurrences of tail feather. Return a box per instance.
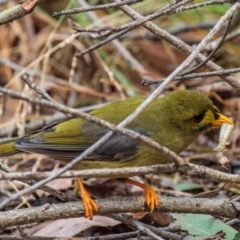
[0,141,20,157]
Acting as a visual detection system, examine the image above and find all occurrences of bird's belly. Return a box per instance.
[72,146,169,171]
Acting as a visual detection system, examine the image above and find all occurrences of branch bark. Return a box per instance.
[0,163,239,184]
[0,0,38,25]
[1,196,239,229]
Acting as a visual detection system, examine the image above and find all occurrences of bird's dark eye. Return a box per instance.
[192,112,205,123]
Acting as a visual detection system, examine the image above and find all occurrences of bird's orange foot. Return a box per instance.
[124,178,159,212]
[77,177,98,219]
[81,189,98,219]
[144,185,159,212]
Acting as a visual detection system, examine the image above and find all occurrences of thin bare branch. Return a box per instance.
[118,0,240,91]
[142,68,240,86]
[53,0,142,17]
[0,0,38,25]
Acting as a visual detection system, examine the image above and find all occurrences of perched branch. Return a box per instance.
[1,196,239,229]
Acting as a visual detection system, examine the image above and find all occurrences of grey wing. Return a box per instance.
[15,121,149,161]
[93,127,149,160]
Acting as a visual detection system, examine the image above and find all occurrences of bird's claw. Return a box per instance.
[144,185,159,212]
[82,195,98,219]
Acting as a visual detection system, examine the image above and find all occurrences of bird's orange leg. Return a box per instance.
[124,178,159,212]
[76,177,98,218]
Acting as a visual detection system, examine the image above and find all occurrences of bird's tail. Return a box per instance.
[0,139,21,157]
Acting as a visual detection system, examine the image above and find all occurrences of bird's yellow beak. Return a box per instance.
[212,114,234,126]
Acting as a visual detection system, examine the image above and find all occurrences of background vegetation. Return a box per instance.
[0,0,240,239]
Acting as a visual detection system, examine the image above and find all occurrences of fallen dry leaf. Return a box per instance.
[33,216,120,237]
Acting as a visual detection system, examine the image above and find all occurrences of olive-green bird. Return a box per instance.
[0,90,234,218]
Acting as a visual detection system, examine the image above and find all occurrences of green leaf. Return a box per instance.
[184,236,216,240]
[173,181,202,191]
[171,213,238,240]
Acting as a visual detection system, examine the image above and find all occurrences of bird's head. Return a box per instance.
[162,90,234,136]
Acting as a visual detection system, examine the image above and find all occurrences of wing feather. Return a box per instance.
[15,120,149,161]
